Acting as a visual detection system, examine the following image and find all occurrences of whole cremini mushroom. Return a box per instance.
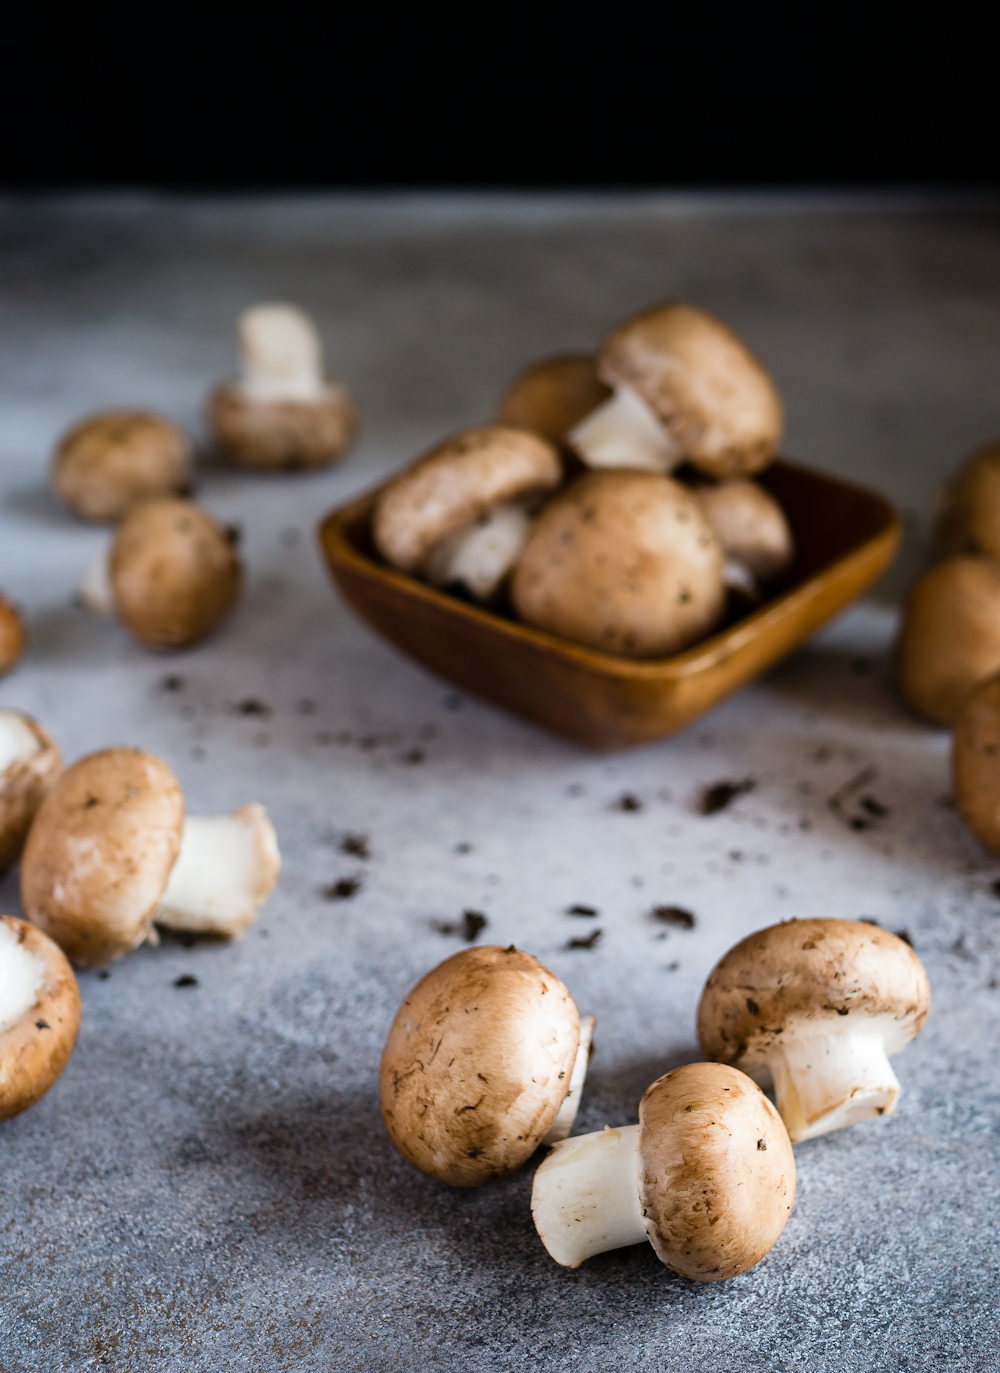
[568,303,783,480]
[511,469,725,657]
[0,593,25,677]
[935,442,1000,560]
[532,1062,795,1278]
[692,479,794,593]
[496,354,612,446]
[896,555,1000,724]
[952,671,1000,853]
[50,410,193,523]
[380,945,594,1186]
[21,747,280,966]
[697,919,930,1143]
[373,427,563,602]
[208,303,357,471]
[0,915,81,1123]
[0,710,61,874]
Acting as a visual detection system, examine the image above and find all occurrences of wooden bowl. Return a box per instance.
[318,459,900,751]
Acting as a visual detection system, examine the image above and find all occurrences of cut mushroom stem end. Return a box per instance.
[79,547,114,614]
[542,1014,596,1145]
[156,803,280,937]
[568,385,680,473]
[532,1123,646,1268]
[767,1027,901,1142]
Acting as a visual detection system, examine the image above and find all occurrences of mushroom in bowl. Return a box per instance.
[697,919,930,1142]
[532,1061,795,1278]
[209,303,357,471]
[497,354,612,448]
[380,945,595,1186]
[21,746,280,966]
[0,593,25,678]
[50,410,193,524]
[0,709,61,875]
[1,915,81,1123]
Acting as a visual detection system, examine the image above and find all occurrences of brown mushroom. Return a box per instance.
[569,303,783,480]
[208,304,357,471]
[496,354,611,445]
[20,746,280,966]
[692,478,794,585]
[379,945,590,1186]
[935,442,1000,559]
[50,410,192,523]
[109,498,242,649]
[0,593,24,677]
[952,671,1000,852]
[0,915,81,1123]
[896,555,1000,724]
[697,919,930,1142]
[511,469,725,657]
[0,710,61,874]
[532,1062,795,1278]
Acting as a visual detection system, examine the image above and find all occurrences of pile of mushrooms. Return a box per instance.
[372,303,795,657]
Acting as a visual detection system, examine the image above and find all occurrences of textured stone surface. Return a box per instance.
[2,193,1000,1370]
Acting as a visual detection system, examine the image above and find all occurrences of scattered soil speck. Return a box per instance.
[699,779,756,815]
[895,929,914,947]
[568,929,602,950]
[653,905,696,929]
[161,675,185,692]
[342,834,370,859]
[402,747,426,765]
[614,793,643,812]
[234,698,272,718]
[323,877,362,900]
[97,969,111,980]
[455,843,472,854]
[567,904,598,917]
[173,975,199,989]
[434,910,488,941]
[35,1020,50,1031]
[665,961,680,971]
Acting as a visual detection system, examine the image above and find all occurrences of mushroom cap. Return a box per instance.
[0,915,81,1123]
[109,498,242,650]
[952,671,1000,852]
[692,479,794,582]
[896,555,1000,724]
[50,410,192,523]
[935,442,1000,560]
[697,919,930,1077]
[511,469,725,658]
[638,1062,795,1281]
[0,710,62,875]
[598,303,783,480]
[379,945,580,1187]
[208,382,357,471]
[21,747,185,967]
[373,426,563,574]
[496,354,612,445]
[0,593,25,677]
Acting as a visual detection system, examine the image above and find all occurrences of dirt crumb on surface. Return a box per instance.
[567,929,602,950]
[323,877,362,900]
[613,793,643,812]
[567,904,598,917]
[433,910,488,941]
[653,905,697,929]
[698,778,757,815]
[341,834,370,859]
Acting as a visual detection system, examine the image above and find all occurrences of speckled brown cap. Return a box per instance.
[638,1062,795,1281]
[51,410,192,523]
[208,382,356,471]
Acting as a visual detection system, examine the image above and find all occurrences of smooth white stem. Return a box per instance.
[0,922,44,1034]
[532,1124,646,1268]
[423,502,533,601]
[79,547,113,614]
[0,710,42,776]
[156,804,281,937]
[542,1015,596,1145]
[568,385,680,473]
[769,1030,901,1142]
[239,304,326,402]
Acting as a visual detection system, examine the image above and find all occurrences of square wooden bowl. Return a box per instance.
[318,459,900,751]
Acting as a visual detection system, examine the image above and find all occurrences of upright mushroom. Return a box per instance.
[50,410,193,523]
[511,469,725,657]
[697,919,930,1142]
[568,303,783,480]
[0,593,24,677]
[373,427,563,602]
[0,710,61,874]
[1,915,81,1123]
[21,747,280,966]
[532,1062,795,1278]
[380,945,594,1186]
[209,303,357,470]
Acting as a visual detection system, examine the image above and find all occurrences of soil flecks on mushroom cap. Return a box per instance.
[698,778,757,815]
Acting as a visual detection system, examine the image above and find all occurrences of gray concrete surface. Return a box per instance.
[2,193,1000,1371]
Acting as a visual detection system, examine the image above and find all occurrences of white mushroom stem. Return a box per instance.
[0,710,42,775]
[542,1015,596,1145]
[239,304,326,403]
[568,385,681,473]
[532,1123,646,1268]
[423,502,533,601]
[0,921,44,1034]
[156,803,281,937]
[767,1029,901,1143]
[79,547,114,614]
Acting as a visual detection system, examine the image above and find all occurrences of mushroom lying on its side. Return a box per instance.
[697,919,930,1142]
[209,304,357,471]
[373,427,563,603]
[532,1062,795,1278]
[896,555,1000,724]
[380,945,595,1186]
[496,354,612,447]
[935,442,1000,560]
[952,672,1000,853]
[50,410,193,523]
[692,478,794,597]
[511,470,725,657]
[568,304,783,481]
[1,915,81,1123]
[21,747,280,966]
[0,710,61,875]
[0,593,24,677]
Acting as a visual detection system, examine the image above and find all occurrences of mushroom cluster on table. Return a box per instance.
[369,302,795,659]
